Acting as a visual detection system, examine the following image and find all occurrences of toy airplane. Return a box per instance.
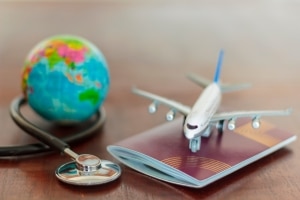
[132,49,291,153]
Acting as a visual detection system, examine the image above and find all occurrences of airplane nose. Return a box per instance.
[184,130,195,139]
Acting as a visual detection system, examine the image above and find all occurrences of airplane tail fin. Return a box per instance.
[213,49,224,84]
[188,49,251,92]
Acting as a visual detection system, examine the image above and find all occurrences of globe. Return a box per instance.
[21,35,110,123]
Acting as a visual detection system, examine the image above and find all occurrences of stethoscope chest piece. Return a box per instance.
[55,154,121,186]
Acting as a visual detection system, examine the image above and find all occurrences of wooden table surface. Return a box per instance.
[0,1,300,199]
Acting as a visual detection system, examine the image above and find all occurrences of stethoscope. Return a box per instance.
[5,96,121,186]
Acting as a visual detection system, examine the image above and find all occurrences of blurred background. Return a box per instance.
[1,0,299,125]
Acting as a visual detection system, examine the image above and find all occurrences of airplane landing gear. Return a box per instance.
[189,136,201,153]
[216,120,225,134]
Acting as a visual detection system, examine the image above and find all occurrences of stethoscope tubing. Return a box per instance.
[0,96,105,157]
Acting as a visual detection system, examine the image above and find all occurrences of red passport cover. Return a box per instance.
[107,118,296,188]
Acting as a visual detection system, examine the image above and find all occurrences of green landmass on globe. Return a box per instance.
[21,35,110,123]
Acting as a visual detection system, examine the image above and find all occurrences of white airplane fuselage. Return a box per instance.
[183,83,221,140]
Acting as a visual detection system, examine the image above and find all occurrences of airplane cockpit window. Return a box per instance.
[187,123,198,130]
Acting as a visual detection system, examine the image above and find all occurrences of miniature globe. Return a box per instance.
[21,35,110,123]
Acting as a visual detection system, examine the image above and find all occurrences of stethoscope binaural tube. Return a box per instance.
[9,96,121,186]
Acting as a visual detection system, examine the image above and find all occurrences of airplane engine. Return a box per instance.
[166,110,176,121]
[227,119,236,130]
[252,117,260,129]
[148,102,157,114]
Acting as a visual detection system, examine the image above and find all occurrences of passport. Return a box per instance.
[107,118,296,188]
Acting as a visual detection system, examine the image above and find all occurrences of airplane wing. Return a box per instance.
[187,73,251,92]
[211,108,292,122]
[132,87,192,115]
